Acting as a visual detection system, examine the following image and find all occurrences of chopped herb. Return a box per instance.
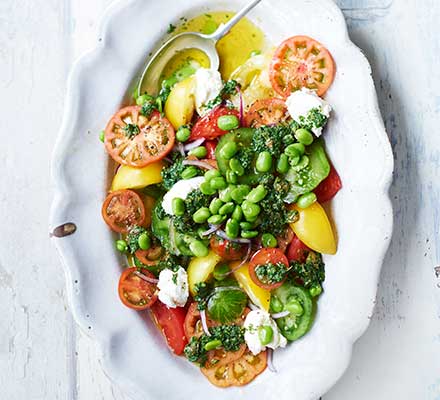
[251,124,292,158]
[290,251,325,289]
[255,262,288,284]
[126,225,148,254]
[172,188,210,236]
[184,324,245,365]
[123,123,140,139]
[161,153,185,190]
[194,282,212,311]
[204,80,240,110]
[259,178,290,236]
[167,23,176,34]
[298,107,328,132]
[140,85,171,117]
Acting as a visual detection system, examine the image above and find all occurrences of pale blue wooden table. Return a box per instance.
[0,0,439,399]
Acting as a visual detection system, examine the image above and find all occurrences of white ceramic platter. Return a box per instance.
[50,0,393,399]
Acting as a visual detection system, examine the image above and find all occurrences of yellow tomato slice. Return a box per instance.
[187,250,222,296]
[289,202,337,255]
[165,77,195,130]
[111,161,164,191]
[232,262,270,311]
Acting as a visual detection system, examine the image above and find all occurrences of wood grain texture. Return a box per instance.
[0,0,438,399]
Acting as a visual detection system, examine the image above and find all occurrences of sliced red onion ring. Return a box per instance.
[182,159,215,170]
[201,224,220,237]
[267,348,277,373]
[271,311,290,319]
[200,309,211,336]
[226,242,252,276]
[184,138,205,152]
[173,142,185,156]
[237,87,244,125]
[134,271,159,284]
[216,230,252,244]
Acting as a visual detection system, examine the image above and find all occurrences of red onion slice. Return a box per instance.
[182,159,215,170]
[173,142,185,156]
[201,224,220,237]
[267,348,277,373]
[216,230,252,244]
[226,242,252,276]
[238,87,244,125]
[134,271,159,284]
[200,309,211,336]
[271,311,290,319]
[184,138,205,152]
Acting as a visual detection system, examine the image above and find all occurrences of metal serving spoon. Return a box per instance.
[137,0,262,97]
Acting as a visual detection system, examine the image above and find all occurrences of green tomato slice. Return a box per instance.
[273,283,314,341]
[284,139,330,203]
[151,201,193,256]
[207,287,247,324]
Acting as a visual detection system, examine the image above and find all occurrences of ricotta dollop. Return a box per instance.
[285,88,332,136]
[157,267,189,308]
[244,309,287,355]
[161,176,204,215]
[193,68,223,116]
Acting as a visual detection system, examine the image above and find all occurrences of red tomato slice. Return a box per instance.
[184,302,203,340]
[102,190,145,233]
[151,301,188,355]
[314,164,342,203]
[270,35,336,98]
[118,268,157,310]
[104,106,175,168]
[205,140,217,159]
[286,235,310,263]
[190,106,239,140]
[210,235,248,261]
[248,248,289,290]
[244,98,288,128]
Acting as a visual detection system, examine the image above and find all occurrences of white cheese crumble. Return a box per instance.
[194,68,223,116]
[162,176,205,216]
[244,309,287,355]
[285,88,332,136]
[157,267,189,308]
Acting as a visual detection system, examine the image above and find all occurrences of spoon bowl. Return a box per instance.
[137,0,262,97]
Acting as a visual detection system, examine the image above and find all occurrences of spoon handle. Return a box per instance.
[207,0,262,41]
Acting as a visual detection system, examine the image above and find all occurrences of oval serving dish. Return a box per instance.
[50,0,393,399]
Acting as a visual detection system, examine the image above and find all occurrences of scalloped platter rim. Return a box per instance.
[49,0,394,399]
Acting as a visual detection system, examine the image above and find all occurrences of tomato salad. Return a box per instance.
[101,26,341,387]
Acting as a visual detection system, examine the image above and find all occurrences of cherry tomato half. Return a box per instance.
[248,248,289,290]
[314,164,342,203]
[190,106,240,140]
[210,235,248,261]
[118,267,157,310]
[244,98,288,128]
[135,245,165,266]
[270,35,336,98]
[286,235,310,263]
[102,189,145,233]
[151,301,188,355]
[104,106,175,168]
